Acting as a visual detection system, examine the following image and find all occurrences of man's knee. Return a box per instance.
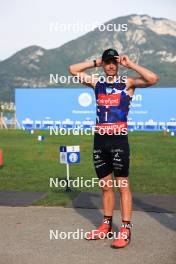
[99,174,114,192]
[100,180,114,192]
[119,186,128,193]
[118,183,131,194]
[116,177,129,193]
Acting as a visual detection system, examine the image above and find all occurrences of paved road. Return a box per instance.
[0,206,176,264]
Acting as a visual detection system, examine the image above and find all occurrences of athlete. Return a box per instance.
[69,48,159,248]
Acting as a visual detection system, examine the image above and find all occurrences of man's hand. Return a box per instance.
[115,55,133,69]
[95,58,103,67]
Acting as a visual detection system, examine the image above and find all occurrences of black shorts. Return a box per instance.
[93,133,130,179]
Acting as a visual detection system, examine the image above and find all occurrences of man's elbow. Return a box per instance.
[68,65,78,76]
[150,74,159,85]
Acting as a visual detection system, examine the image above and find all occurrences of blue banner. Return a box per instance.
[15,87,176,130]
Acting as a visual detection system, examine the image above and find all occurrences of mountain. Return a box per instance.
[0,14,176,102]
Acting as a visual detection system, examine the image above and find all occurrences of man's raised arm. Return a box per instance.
[115,55,159,89]
[68,59,102,88]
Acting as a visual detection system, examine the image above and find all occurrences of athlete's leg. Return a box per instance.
[87,134,116,240]
[100,173,115,216]
[116,177,132,221]
[85,173,115,240]
[111,176,133,248]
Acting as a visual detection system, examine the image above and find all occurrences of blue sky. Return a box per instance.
[0,0,176,60]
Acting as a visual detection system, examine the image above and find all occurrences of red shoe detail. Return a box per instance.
[85,223,113,240]
[111,225,132,248]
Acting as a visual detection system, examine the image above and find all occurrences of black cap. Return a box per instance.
[102,48,119,62]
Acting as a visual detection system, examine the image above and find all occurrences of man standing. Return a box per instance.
[69,48,159,248]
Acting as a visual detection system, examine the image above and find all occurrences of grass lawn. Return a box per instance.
[0,129,176,205]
